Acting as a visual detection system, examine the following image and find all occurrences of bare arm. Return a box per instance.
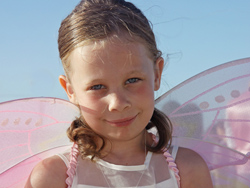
[176,147,213,188]
[24,155,68,188]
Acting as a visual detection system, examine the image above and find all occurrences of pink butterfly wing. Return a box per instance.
[1,59,250,187]
[155,58,250,187]
[0,98,79,187]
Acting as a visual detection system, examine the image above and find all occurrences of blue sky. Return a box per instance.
[0,0,249,102]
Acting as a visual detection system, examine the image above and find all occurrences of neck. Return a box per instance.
[101,131,153,165]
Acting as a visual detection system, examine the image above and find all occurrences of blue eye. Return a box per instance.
[90,84,105,90]
[126,78,140,84]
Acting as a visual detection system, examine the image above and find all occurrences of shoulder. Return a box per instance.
[24,155,68,188]
[175,147,213,188]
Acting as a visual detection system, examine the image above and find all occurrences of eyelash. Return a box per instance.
[125,78,141,84]
[89,78,141,91]
[90,84,105,90]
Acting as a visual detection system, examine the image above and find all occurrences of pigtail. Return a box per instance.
[67,117,105,160]
[147,108,173,152]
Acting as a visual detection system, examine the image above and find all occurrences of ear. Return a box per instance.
[154,57,164,91]
[59,75,78,104]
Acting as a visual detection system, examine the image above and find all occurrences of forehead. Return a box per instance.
[68,37,153,73]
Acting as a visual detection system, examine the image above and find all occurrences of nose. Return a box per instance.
[107,90,131,112]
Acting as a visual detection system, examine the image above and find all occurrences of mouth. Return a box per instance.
[106,115,137,127]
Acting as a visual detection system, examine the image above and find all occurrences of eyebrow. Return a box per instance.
[84,69,146,85]
[127,70,145,75]
[84,78,104,86]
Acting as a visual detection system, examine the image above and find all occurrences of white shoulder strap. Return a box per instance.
[172,146,179,161]
[56,153,70,168]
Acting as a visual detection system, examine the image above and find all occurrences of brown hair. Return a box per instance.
[58,0,172,159]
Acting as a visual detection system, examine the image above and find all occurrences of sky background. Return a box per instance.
[0,0,249,102]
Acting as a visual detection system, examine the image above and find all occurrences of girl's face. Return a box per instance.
[60,37,164,142]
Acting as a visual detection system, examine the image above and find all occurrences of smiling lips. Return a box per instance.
[106,115,137,127]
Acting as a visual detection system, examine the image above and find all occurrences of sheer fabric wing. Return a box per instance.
[0,98,79,188]
[1,59,250,188]
[155,58,250,187]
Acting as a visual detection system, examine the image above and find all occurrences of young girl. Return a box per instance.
[25,0,213,187]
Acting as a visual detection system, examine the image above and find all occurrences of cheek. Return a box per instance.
[77,94,107,118]
[137,84,153,95]
[131,82,155,111]
[135,81,155,99]
[134,83,155,122]
[79,102,105,130]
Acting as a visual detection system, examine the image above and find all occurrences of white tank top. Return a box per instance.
[57,146,180,188]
